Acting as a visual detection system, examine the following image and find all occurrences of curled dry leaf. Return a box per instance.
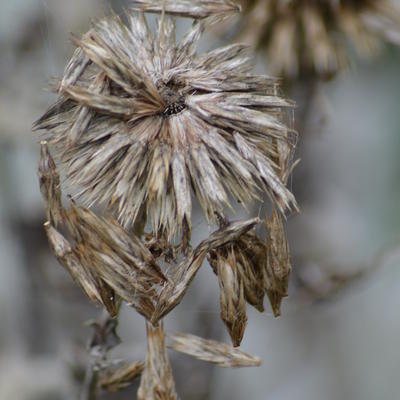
[138,322,177,400]
[168,332,262,368]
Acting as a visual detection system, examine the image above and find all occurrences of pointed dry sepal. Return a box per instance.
[266,209,291,297]
[99,361,145,392]
[38,141,64,227]
[138,322,177,400]
[263,208,292,317]
[151,218,260,324]
[131,0,241,20]
[44,222,107,307]
[215,248,247,347]
[65,205,165,320]
[167,333,262,368]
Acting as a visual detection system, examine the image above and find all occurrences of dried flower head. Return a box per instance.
[239,0,400,79]
[33,7,296,245]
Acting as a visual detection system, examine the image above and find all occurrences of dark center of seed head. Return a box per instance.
[159,84,186,117]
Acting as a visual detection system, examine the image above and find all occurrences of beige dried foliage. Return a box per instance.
[138,322,177,400]
[168,332,262,368]
[239,0,400,79]
[99,361,145,392]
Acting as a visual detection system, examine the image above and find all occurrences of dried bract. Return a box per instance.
[38,141,64,227]
[238,0,400,79]
[99,361,145,392]
[132,0,241,20]
[152,217,260,324]
[138,322,177,400]
[33,8,296,244]
[264,208,292,317]
[215,248,248,347]
[168,332,262,368]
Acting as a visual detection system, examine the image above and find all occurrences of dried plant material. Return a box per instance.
[238,0,400,79]
[168,332,262,368]
[132,0,241,20]
[215,248,247,347]
[152,217,260,324]
[38,141,64,227]
[99,361,144,392]
[209,230,266,313]
[44,222,106,307]
[33,8,296,244]
[138,322,177,400]
[65,204,165,320]
[264,208,292,317]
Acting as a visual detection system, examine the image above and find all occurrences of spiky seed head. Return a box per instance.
[238,0,400,79]
[33,8,296,245]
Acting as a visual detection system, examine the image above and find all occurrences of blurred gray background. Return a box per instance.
[1,1,400,399]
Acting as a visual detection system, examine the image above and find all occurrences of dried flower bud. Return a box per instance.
[33,8,296,245]
[138,322,177,400]
[238,0,400,79]
[168,332,262,368]
[263,208,292,317]
[209,231,266,313]
[215,247,248,347]
[99,361,144,392]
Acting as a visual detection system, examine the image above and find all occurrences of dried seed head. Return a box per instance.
[168,332,262,368]
[33,8,296,245]
[138,322,177,400]
[239,0,400,79]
